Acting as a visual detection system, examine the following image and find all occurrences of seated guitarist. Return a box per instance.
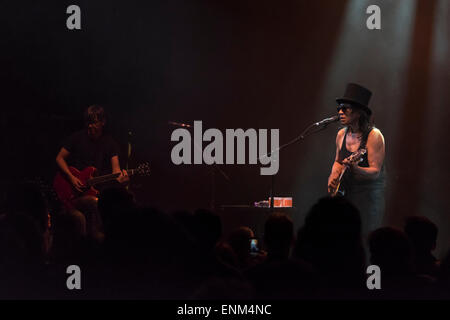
[55,105,129,240]
[327,83,386,239]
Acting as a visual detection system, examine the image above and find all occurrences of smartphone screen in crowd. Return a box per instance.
[250,238,259,256]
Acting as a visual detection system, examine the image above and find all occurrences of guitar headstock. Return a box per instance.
[347,148,367,163]
[135,162,151,176]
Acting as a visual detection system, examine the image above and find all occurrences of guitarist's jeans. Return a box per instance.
[345,184,385,242]
[69,195,103,241]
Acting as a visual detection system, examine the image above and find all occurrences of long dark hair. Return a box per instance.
[357,108,373,140]
[347,107,373,146]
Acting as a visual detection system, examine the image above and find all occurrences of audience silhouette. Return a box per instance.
[245,212,318,299]
[368,227,435,299]
[0,183,448,299]
[404,216,439,278]
[293,196,366,298]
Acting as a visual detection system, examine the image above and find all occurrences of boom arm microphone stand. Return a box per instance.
[169,121,230,211]
[260,116,338,212]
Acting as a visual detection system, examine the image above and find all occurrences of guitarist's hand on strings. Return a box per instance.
[117,169,130,185]
[342,157,361,171]
[69,175,85,192]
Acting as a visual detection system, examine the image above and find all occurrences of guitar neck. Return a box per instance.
[87,169,136,186]
[331,166,348,197]
[338,166,348,181]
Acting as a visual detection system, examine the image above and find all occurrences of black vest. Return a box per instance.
[337,127,385,193]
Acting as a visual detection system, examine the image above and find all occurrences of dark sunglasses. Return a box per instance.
[337,103,352,112]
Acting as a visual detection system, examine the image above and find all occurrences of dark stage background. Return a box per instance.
[1,1,449,256]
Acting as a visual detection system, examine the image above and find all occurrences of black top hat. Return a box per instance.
[336,83,372,116]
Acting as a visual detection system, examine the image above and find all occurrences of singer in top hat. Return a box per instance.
[327,83,386,238]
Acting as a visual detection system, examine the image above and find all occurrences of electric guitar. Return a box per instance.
[330,149,367,197]
[53,162,150,209]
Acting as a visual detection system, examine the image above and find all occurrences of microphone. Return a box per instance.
[315,115,339,126]
[168,121,192,128]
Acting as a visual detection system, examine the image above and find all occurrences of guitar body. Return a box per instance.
[330,148,367,197]
[53,162,150,210]
[53,166,99,210]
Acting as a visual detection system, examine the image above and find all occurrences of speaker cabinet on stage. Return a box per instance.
[218,205,296,245]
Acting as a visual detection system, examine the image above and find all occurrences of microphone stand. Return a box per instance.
[208,162,230,211]
[169,121,230,211]
[127,130,132,171]
[126,130,132,190]
[261,119,336,212]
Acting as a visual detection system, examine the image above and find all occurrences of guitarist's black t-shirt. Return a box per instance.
[62,130,120,176]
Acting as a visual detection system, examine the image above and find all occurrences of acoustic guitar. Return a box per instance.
[330,149,367,197]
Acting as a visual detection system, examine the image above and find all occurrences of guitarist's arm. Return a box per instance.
[345,128,385,180]
[56,147,84,192]
[328,129,346,194]
[111,155,129,185]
